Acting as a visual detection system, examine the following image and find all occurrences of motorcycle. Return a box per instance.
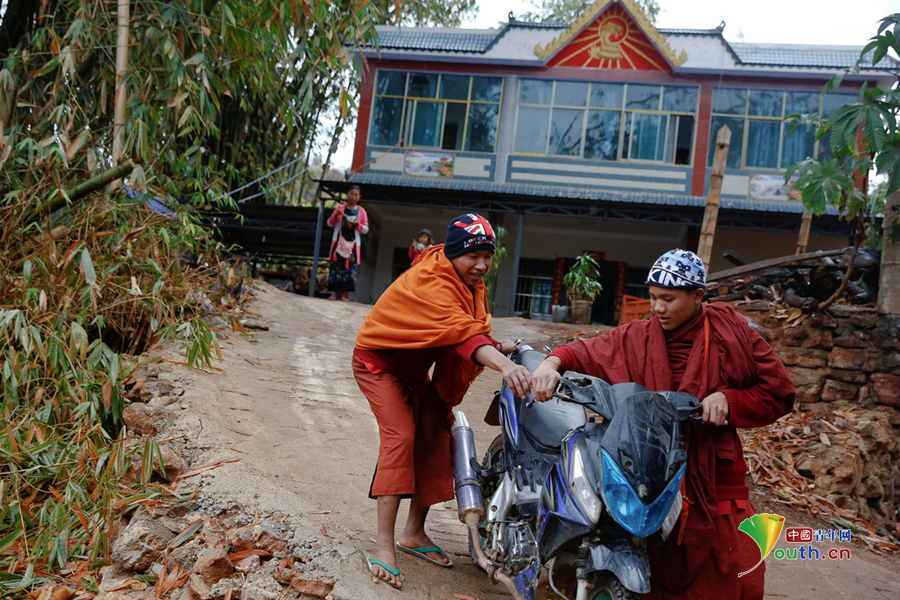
[452,344,701,600]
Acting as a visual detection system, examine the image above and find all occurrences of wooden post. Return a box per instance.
[111,0,130,167]
[878,191,900,315]
[696,125,731,270]
[796,211,813,254]
[507,211,524,316]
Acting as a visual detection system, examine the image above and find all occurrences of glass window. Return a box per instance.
[369,97,404,146]
[370,71,503,152]
[407,73,438,98]
[520,79,553,105]
[554,81,589,107]
[710,86,858,170]
[745,120,780,168]
[666,115,694,165]
[471,77,503,103]
[410,101,444,147]
[707,116,744,169]
[662,86,698,113]
[515,107,551,153]
[584,110,620,160]
[627,113,665,160]
[512,79,695,164]
[785,91,819,115]
[442,103,467,151]
[589,83,624,109]
[376,71,406,96]
[712,88,746,115]
[780,123,816,167]
[821,92,857,117]
[466,104,499,152]
[549,109,584,155]
[748,89,782,117]
[440,75,469,101]
[626,84,661,110]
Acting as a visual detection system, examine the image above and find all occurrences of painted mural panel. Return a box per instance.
[547,4,670,71]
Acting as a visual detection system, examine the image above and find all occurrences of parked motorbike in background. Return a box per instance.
[452,343,701,600]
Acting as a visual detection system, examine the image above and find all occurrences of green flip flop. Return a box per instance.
[363,551,403,590]
[395,542,454,568]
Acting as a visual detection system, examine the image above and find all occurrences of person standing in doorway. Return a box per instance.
[408,228,434,264]
[326,185,368,301]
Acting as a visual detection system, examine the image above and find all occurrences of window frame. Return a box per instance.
[513,79,699,166]
[368,70,504,153]
[708,87,856,171]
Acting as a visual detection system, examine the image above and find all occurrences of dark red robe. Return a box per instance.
[549,302,794,597]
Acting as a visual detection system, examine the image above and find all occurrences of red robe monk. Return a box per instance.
[354,214,533,590]
[533,249,795,599]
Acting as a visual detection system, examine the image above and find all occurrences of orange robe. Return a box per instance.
[354,245,494,505]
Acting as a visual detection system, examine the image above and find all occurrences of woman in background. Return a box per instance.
[326,185,368,301]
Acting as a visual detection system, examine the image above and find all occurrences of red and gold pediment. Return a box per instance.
[536,0,686,70]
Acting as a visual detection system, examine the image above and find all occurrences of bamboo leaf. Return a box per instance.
[167,519,204,549]
[80,249,97,289]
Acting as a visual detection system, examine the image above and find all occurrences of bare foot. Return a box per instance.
[397,533,451,566]
[368,549,403,588]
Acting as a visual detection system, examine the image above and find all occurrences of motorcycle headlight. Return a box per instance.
[661,489,683,539]
[568,444,602,523]
[599,449,686,538]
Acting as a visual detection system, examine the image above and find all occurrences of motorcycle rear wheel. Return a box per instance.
[468,434,504,569]
[587,572,641,600]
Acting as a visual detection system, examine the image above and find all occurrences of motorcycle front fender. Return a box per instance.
[586,537,650,594]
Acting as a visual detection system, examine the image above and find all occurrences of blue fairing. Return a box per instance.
[599,450,686,538]
[501,387,519,446]
[539,462,590,532]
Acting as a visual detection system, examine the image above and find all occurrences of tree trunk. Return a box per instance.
[818,217,863,312]
[878,190,900,315]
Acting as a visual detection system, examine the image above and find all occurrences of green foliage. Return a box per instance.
[785,13,900,247]
[563,253,603,302]
[0,0,381,207]
[517,0,660,24]
[372,0,478,27]
[0,193,228,597]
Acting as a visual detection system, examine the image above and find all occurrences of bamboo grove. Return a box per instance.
[0,0,382,596]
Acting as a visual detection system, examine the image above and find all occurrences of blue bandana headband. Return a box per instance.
[645,249,706,290]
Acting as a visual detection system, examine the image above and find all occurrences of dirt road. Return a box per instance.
[159,282,900,599]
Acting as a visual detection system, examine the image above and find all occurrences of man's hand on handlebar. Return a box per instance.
[495,339,518,354]
[500,362,533,398]
[531,357,562,402]
[701,391,730,426]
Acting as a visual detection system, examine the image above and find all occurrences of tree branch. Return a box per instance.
[26,160,135,223]
[818,215,864,312]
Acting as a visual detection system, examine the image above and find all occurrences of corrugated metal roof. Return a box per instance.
[506,20,568,29]
[732,44,896,69]
[346,173,838,215]
[659,28,723,36]
[372,30,497,53]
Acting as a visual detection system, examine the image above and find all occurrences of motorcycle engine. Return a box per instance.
[501,522,539,574]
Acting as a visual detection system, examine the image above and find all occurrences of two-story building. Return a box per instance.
[324,0,893,322]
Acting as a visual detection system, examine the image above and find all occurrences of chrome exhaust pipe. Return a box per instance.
[451,411,484,524]
[453,412,524,600]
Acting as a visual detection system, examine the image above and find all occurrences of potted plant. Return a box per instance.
[563,253,603,324]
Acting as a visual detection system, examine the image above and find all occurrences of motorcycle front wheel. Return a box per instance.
[587,572,641,600]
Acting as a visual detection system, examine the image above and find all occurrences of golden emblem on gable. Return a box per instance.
[588,15,629,60]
